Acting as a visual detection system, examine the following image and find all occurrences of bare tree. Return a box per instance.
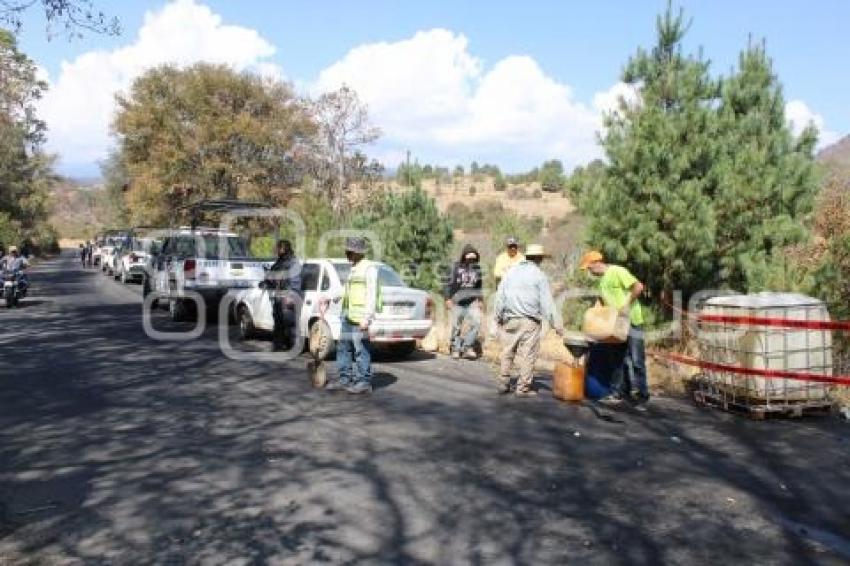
[309,85,380,216]
[1,0,120,39]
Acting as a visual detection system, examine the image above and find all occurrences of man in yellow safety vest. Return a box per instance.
[325,237,380,394]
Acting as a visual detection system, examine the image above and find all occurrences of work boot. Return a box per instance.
[325,380,349,391]
[463,348,478,360]
[347,381,372,395]
[451,350,461,360]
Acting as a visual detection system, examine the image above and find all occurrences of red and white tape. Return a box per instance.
[652,351,850,387]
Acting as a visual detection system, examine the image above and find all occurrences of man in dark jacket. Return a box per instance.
[444,244,483,359]
[265,240,302,351]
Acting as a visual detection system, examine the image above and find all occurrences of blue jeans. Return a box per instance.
[336,318,371,386]
[450,302,481,353]
[624,325,649,398]
[588,342,627,398]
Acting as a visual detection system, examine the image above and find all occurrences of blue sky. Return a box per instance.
[15,0,849,178]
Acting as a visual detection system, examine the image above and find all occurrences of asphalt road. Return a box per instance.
[1,251,849,565]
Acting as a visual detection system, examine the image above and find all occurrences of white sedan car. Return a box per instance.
[229,258,433,359]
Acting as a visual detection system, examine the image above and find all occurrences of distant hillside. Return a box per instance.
[817,134,850,176]
[49,180,106,239]
[385,175,575,225]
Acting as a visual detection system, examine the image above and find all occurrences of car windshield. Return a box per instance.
[134,238,158,252]
[378,266,406,287]
[333,262,407,288]
[198,236,251,259]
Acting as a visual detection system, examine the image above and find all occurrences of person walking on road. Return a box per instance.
[493,236,525,287]
[445,244,483,360]
[494,244,564,397]
[324,237,379,395]
[580,250,649,406]
[265,240,302,351]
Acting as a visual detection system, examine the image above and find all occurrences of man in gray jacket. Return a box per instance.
[494,244,564,396]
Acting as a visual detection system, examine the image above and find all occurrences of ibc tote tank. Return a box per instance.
[697,293,832,402]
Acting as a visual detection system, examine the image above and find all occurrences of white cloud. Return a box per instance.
[314,29,612,171]
[785,99,840,149]
[592,81,640,115]
[39,0,282,169]
[46,6,840,178]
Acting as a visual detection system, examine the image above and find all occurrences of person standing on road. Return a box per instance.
[265,240,302,352]
[493,237,525,287]
[580,250,649,406]
[494,244,564,397]
[324,237,379,395]
[445,244,483,360]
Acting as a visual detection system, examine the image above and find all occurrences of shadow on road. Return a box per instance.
[1,253,848,563]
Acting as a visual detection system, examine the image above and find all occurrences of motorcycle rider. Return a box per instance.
[265,239,302,351]
[1,246,29,294]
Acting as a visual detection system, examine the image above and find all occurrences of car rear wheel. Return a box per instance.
[237,306,255,340]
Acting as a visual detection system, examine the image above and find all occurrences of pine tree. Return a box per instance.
[714,42,819,290]
[353,187,453,292]
[588,6,720,299]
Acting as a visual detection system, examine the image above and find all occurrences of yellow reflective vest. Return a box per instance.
[342,260,382,324]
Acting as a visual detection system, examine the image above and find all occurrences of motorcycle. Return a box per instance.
[3,269,27,308]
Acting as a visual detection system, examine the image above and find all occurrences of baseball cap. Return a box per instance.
[579,250,604,270]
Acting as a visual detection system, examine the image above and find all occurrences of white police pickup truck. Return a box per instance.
[229,259,433,359]
[147,227,271,321]
[115,236,160,284]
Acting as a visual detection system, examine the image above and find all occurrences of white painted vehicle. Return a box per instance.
[100,232,129,275]
[148,227,271,321]
[115,236,160,284]
[229,259,434,359]
[90,236,104,267]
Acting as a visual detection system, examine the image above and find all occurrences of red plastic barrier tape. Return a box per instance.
[658,297,850,332]
[697,313,850,332]
[653,351,850,387]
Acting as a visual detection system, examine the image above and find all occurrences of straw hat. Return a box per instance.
[525,244,549,258]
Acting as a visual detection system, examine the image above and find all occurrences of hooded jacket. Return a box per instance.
[444,244,483,306]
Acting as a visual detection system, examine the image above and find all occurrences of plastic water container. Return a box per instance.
[698,293,832,402]
[553,362,585,402]
[582,306,629,343]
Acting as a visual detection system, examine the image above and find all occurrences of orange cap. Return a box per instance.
[579,250,604,270]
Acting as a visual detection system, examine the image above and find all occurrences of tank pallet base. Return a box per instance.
[693,389,834,420]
